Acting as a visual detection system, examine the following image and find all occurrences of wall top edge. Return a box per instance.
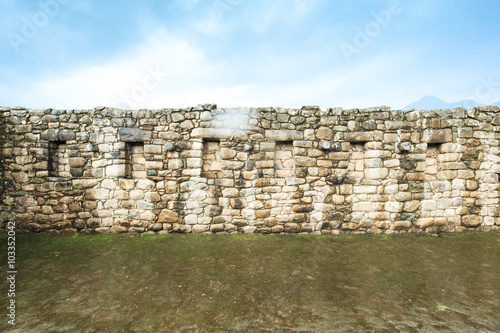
[1,104,499,114]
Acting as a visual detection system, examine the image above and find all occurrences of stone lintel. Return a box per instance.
[191,128,234,139]
[41,129,76,142]
[118,128,151,142]
[264,130,303,141]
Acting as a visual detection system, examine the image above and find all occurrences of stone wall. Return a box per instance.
[1,104,499,235]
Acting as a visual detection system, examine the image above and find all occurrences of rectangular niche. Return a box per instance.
[48,141,70,177]
[202,140,222,179]
[275,141,294,177]
[126,142,146,179]
[348,143,365,181]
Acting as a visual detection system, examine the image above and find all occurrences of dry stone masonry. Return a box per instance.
[1,104,499,235]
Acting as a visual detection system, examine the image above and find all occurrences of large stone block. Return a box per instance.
[106,165,127,178]
[73,179,99,188]
[461,215,481,228]
[364,168,389,179]
[158,209,179,223]
[391,221,412,230]
[421,200,437,211]
[191,128,233,139]
[168,159,183,169]
[415,218,434,229]
[353,202,377,212]
[185,214,198,225]
[41,129,76,141]
[421,129,452,143]
[12,172,29,183]
[192,225,208,234]
[172,223,191,233]
[68,157,87,168]
[220,148,237,159]
[136,179,155,190]
[492,115,500,126]
[144,145,162,154]
[180,120,194,131]
[264,130,303,141]
[295,156,316,167]
[86,189,109,200]
[284,223,300,233]
[118,128,152,142]
[385,201,403,213]
[145,161,163,169]
[344,132,373,142]
[316,127,333,140]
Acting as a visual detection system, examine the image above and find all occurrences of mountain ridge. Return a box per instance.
[402,95,500,110]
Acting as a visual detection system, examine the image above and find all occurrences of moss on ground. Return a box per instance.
[0,233,499,332]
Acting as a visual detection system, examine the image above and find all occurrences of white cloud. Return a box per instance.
[4,23,498,111]
[3,27,274,109]
[6,28,214,109]
[0,35,427,110]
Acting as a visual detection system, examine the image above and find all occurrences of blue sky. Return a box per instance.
[1,0,499,110]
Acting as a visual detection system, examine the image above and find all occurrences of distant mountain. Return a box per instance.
[493,101,500,107]
[402,95,484,110]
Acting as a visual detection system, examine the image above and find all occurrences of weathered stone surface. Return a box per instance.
[111,225,128,233]
[2,105,498,235]
[364,168,389,179]
[136,179,155,190]
[492,116,500,126]
[41,129,76,141]
[180,120,194,131]
[243,226,257,234]
[118,128,151,142]
[72,179,99,189]
[415,218,434,229]
[461,215,481,228]
[205,205,223,216]
[12,172,29,182]
[192,225,208,234]
[158,209,179,223]
[295,156,316,167]
[69,168,83,178]
[210,224,225,232]
[172,223,191,233]
[220,148,237,159]
[144,145,162,154]
[191,128,233,139]
[106,165,127,178]
[392,221,412,230]
[421,129,452,143]
[284,223,300,233]
[316,127,333,140]
[185,214,198,225]
[264,130,303,141]
[86,189,109,200]
[344,132,373,142]
[68,157,87,168]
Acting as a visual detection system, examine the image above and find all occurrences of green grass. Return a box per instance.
[0,233,499,332]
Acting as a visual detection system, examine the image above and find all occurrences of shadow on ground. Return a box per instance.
[0,233,499,332]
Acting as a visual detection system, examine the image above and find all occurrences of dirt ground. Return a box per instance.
[0,233,499,332]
